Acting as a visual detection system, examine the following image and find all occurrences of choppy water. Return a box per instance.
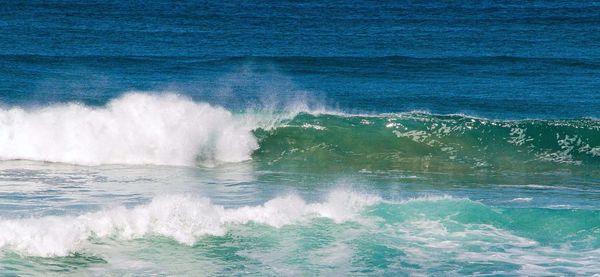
[1,1,600,276]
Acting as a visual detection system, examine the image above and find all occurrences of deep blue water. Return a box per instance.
[2,1,599,118]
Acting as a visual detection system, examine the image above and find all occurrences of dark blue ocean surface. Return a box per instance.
[1,1,599,118]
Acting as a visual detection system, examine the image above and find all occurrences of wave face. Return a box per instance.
[254,113,600,172]
[0,93,258,166]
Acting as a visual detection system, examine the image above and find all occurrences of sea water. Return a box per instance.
[0,1,599,276]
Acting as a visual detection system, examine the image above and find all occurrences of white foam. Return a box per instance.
[0,93,259,166]
[0,189,380,257]
[395,194,458,204]
[510,197,533,203]
[385,219,600,276]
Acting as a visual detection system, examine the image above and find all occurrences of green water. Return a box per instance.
[255,113,600,173]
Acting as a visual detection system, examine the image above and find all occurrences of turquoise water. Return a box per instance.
[1,1,600,276]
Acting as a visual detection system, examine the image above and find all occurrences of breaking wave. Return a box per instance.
[0,92,598,171]
[0,189,380,257]
[0,93,259,166]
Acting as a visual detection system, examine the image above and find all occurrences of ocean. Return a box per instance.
[1,1,600,275]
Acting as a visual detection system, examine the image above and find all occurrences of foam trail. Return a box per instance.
[0,93,258,166]
[0,189,380,257]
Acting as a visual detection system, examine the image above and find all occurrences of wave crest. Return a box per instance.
[0,93,258,166]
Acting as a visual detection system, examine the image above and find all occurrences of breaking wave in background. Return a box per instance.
[0,92,598,171]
